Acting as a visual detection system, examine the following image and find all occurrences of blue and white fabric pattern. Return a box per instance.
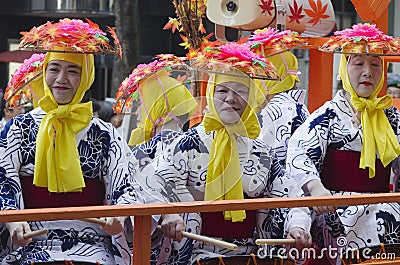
[0,108,157,265]
[258,89,310,164]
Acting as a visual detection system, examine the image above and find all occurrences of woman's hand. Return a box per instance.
[287,226,312,250]
[305,179,335,215]
[5,222,32,246]
[100,217,126,235]
[159,214,185,243]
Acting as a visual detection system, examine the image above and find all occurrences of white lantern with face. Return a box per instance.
[206,0,336,40]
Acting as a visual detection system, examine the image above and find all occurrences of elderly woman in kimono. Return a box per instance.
[0,19,180,265]
[286,23,400,264]
[139,43,312,264]
[115,59,198,264]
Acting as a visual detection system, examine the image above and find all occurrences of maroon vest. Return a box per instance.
[21,176,105,208]
[201,210,257,238]
[320,149,391,193]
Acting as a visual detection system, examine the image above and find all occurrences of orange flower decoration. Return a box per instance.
[319,23,400,55]
[4,53,45,108]
[114,54,188,114]
[192,42,278,80]
[19,18,122,57]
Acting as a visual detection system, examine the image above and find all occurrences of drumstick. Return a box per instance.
[79,218,107,226]
[157,225,238,250]
[23,229,49,240]
[255,238,296,245]
[83,219,238,250]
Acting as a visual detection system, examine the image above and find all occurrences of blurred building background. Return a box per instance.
[0,0,184,100]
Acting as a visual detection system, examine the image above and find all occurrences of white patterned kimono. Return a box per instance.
[140,123,311,264]
[129,129,185,265]
[286,90,400,264]
[0,108,159,265]
[258,90,310,164]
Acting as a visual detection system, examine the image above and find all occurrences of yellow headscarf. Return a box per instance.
[34,52,94,192]
[203,69,266,222]
[129,73,198,146]
[339,54,400,178]
[262,51,300,95]
[29,75,45,108]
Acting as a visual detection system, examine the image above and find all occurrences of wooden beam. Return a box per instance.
[372,5,388,33]
[2,193,400,223]
[350,0,391,21]
[1,193,400,265]
[307,49,334,113]
[302,37,329,50]
[374,8,389,97]
[133,215,152,265]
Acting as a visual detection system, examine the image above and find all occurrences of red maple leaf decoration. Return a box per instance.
[258,0,275,16]
[304,0,330,26]
[288,1,305,24]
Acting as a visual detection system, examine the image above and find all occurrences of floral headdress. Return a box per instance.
[248,27,307,57]
[192,41,278,79]
[319,23,400,55]
[4,53,46,108]
[114,54,189,114]
[19,18,122,57]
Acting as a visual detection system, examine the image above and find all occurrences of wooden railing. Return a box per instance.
[1,193,400,264]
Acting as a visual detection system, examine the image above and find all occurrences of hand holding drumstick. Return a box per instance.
[82,214,186,242]
[81,217,238,251]
[256,227,312,250]
[79,217,125,235]
[4,221,48,246]
[157,214,237,250]
[158,214,186,243]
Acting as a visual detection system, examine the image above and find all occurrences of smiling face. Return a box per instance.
[213,82,249,124]
[45,60,82,104]
[347,55,383,98]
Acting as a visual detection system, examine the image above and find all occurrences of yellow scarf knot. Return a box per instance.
[351,96,392,113]
[56,105,72,119]
[34,99,92,192]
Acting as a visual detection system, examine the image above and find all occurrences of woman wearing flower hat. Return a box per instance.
[115,57,198,264]
[0,19,181,265]
[139,43,312,263]
[0,53,46,133]
[286,23,400,264]
[257,51,310,164]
